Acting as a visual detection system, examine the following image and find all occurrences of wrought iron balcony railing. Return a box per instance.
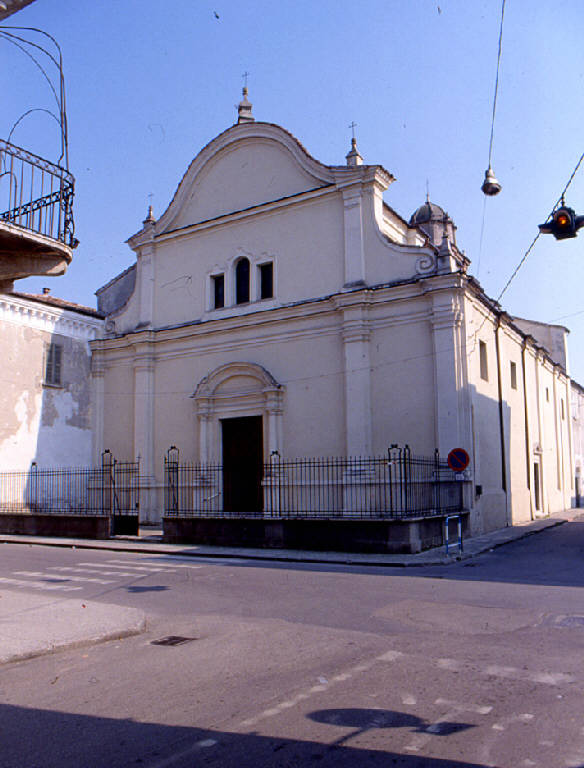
[0,137,75,248]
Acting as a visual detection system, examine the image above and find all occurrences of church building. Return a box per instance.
[91,90,576,535]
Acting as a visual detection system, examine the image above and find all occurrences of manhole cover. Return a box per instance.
[151,636,196,646]
[556,616,584,628]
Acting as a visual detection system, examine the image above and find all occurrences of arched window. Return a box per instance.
[235,258,250,304]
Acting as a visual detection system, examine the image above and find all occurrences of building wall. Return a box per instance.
[0,293,103,469]
[93,120,581,531]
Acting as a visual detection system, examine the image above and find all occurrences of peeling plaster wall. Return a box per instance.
[0,294,104,470]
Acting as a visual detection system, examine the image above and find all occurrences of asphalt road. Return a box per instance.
[1,519,584,767]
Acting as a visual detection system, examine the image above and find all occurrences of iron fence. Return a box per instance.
[0,139,75,247]
[164,446,463,519]
[0,452,139,517]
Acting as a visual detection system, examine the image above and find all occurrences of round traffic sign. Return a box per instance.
[447,448,470,472]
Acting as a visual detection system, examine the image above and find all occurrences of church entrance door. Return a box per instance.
[222,416,263,513]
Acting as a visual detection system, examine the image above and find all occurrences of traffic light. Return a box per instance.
[539,205,584,240]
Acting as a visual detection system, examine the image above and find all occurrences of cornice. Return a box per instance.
[0,292,103,341]
[153,184,337,245]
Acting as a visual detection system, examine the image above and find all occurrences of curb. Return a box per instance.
[0,617,147,667]
[0,515,570,568]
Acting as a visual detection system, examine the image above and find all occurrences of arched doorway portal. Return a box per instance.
[192,362,284,512]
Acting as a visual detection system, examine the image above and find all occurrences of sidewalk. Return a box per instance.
[0,591,145,666]
[0,508,578,567]
[0,510,578,667]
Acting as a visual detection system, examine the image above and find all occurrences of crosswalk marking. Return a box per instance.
[0,556,203,594]
[105,559,204,570]
[78,562,173,573]
[13,570,115,585]
[0,576,81,592]
[51,566,149,577]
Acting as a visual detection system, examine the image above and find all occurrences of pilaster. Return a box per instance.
[342,185,366,288]
[90,351,105,465]
[338,299,372,456]
[430,293,468,457]
[132,337,156,521]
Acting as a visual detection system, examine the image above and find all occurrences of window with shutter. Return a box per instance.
[45,343,63,386]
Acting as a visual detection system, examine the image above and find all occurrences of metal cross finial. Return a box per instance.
[242,71,250,89]
[148,192,154,205]
[349,121,357,140]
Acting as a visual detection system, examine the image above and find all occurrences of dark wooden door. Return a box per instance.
[222,416,263,513]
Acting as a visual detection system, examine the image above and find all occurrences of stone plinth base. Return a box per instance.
[0,513,111,539]
[163,513,470,554]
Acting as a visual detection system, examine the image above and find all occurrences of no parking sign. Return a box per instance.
[447,448,470,472]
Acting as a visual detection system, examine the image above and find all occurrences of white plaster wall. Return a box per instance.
[170,138,323,230]
[0,294,102,470]
[148,306,346,466]
[466,303,507,531]
[101,359,135,461]
[151,194,345,329]
[369,304,436,454]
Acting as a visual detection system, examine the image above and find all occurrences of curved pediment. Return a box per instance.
[156,122,336,234]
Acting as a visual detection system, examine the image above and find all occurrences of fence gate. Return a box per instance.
[102,450,140,535]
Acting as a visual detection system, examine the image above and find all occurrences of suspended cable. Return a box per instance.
[497,147,584,303]
[487,0,506,170]
[481,0,505,196]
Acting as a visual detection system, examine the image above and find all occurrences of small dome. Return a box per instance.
[410,198,457,248]
[409,200,446,227]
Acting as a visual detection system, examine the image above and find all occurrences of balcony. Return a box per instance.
[0,23,76,292]
[0,138,75,290]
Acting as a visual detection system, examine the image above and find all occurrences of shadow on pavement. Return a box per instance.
[0,702,495,768]
[136,517,584,588]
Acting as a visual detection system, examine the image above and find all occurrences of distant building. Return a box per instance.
[92,91,580,530]
[0,289,103,469]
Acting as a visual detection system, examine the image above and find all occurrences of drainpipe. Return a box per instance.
[495,317,510,524]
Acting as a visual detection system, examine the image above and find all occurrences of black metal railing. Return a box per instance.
[164,446,463,519]
[0,452,139,516]
[0,138,75,247]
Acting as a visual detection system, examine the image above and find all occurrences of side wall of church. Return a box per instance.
[464,292,573,530]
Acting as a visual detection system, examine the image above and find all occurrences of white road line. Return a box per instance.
[0,576,81,592]
[50,566,149,577]
[436,658,575,686]
[484,665,575,686]
[79,562,173,573]
[404,699,479,753]
[105,559,203,570]
[437,657,462,671]
[139,738,218,768]
[377,650,404,662]
[13,570,115,585]
[239,648,403,730]
[435,697,493,715]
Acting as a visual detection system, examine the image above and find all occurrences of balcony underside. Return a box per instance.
[0,220,72,291]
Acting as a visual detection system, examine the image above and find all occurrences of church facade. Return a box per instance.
[91,92,577,533]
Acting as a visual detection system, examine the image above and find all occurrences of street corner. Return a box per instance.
[0,589,146,666]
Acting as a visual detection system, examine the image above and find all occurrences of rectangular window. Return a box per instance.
[546,387,550,402]
[212,274,224,309]
[44,342,63,386]
[479,341,488,381]
[510,361,517,390]
[561,399,565,420]
[259,263,273,300]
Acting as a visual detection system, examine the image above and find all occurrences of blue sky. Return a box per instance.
[3,0,584,380]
